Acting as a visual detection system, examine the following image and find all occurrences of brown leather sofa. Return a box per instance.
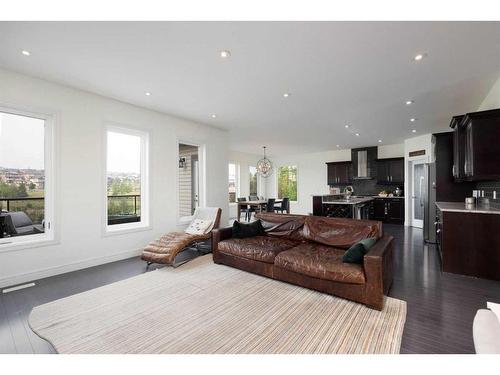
[213,213,394,310]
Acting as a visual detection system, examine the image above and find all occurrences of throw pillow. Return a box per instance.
[185,219,213,235]
[232,220,265,239]
[342,237,377,264]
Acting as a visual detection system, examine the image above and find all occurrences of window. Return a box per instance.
[0,108,54,246]
[106,127,149,231]
[249,166,258,196]
[228,163,239,203]
[277,165,298,201]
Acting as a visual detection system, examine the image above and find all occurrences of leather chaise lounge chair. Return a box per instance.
[142,207,222,267]
[213,213,393,310]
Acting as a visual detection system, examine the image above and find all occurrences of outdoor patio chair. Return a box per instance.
[2,211,44,236]
[141,207,222,268]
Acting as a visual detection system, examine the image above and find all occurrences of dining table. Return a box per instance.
[236,199,287,221]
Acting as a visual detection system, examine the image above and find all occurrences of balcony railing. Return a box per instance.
[107,194,141,225]
[0,197,45,224]
[0,195,142,226]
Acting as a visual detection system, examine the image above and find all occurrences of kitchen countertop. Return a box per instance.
[436,201,500,215]
[322,197,374,205]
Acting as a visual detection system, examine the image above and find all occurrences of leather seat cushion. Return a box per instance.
[275,243,366,284]
[218,236,299,263]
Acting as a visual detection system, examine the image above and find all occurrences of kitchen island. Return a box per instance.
[312,194,404,223]
[436,201,500,281]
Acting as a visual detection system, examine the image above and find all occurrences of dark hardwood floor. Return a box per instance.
[1,224,499,354]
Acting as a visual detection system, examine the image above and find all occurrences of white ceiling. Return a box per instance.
[0,22,499,156]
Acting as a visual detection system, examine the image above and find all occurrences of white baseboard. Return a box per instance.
[0,248,142,289]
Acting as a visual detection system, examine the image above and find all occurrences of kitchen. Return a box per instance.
[312,108,500,282]
[312,146,405,224]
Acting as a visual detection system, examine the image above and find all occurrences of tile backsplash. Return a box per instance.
[330,179,403,196]
[476,181,500,209]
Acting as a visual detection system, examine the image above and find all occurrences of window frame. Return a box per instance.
[103,124,150,235]
[228,162,240,205]
[276,164,298,203]
[0,104,56,251]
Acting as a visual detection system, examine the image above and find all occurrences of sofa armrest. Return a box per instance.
[212,227,233,252]
[363,234,394,310]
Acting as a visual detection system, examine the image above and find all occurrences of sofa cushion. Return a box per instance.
[254,213,307,242]
[302,216,382,249]
[275,243,366,284]
[218,236,299,263]
[342,237,378,264]
[232,220,265,238]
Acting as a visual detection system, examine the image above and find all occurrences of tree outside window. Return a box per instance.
[249,166,258,196]
[228,163,238,203]
[277,165,297,201]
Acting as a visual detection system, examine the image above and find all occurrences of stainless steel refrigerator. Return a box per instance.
[423,163,437,243]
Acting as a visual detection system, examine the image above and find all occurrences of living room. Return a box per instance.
[1,1,500,373]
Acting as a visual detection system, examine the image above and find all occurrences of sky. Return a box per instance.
[107,131,141,174]
[0,112,45,170]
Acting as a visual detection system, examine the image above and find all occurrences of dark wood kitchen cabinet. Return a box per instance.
[450,108,500,181]
[370,198,404,224]
[371,198,386,221]
[438,207,500,281]
[434,132,474,202]
[326,161,352,185]
[376,158,404,185]
[450,115,467,181]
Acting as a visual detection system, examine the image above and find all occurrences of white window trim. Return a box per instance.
[0,104,57,252]
[276,164,299,203]
[177,139,206,225]
[228,162,240,205]
[103,124,151,235]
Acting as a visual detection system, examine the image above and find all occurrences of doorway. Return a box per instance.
[410,160,427,228]
[178,143,200,219]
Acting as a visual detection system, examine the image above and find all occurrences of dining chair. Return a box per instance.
[237,197,250,221]
[266,198,276,213]
[275,197,290,214]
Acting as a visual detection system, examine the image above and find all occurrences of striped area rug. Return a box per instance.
[29,255,406,354]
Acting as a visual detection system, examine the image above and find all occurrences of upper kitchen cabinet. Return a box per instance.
[451,108,500,181]
[326,161,352,185]
[450,115,466,181]
[376,157,404,184]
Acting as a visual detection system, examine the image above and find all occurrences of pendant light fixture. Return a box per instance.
[256,146,273,178]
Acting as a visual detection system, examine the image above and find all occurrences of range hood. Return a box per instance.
[352,147,377,179]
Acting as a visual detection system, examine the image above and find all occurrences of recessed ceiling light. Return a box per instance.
[378,139,382,143]
[344,125,349,129]
[211,114,217,118]
[145,92,151,96]
[355,133,360,137]
[410,118,417,122]
[412,129,417,133]
[220,50,231,58]
[283,93,290,98]
[414,53,425,61]
[406,100,414,105]
[21,50,30,56]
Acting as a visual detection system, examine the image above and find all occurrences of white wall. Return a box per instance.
[228,150,263,219]
[264,144,404,215]
[0,68,229,287]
